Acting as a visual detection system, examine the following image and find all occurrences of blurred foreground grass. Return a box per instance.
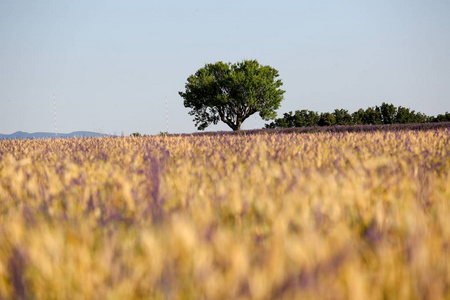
[1,130,449,299]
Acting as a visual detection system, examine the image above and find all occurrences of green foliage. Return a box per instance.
[333,109,353,125]
[265,110,319,128]
[131,132,141,137]
[318,112,336,126]
[352,109,366,125]
[179,60,285,131]
[363,106,382,125]
[431,112,450,122]
[394,106,427,124]
[380,102,396,124]
[267,102,445,129]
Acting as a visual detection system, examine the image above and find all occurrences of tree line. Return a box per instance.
[265,102,450,128]
[179,60,448,131]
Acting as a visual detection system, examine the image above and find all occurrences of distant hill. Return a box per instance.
[0,131,113,140]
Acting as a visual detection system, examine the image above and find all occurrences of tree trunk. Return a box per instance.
[233,120,242,131]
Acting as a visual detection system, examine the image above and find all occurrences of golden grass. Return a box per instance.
[0,130,449,299]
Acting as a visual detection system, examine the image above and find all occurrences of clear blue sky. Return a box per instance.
[1,0,449,135]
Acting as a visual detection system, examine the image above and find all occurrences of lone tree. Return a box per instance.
[179,60,285,131]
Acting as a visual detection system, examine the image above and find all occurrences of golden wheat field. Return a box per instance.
[0,129,449,299]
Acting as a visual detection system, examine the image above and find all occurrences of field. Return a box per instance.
[1,129,450,299]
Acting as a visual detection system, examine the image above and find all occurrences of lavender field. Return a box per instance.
[1,129,450,299]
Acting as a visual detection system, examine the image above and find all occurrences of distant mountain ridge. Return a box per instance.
[0,131,113,140]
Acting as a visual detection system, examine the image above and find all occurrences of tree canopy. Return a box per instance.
[266,102,445,128]
[179,60,285,131]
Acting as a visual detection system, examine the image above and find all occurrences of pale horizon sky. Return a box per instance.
[1,0,449,135]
